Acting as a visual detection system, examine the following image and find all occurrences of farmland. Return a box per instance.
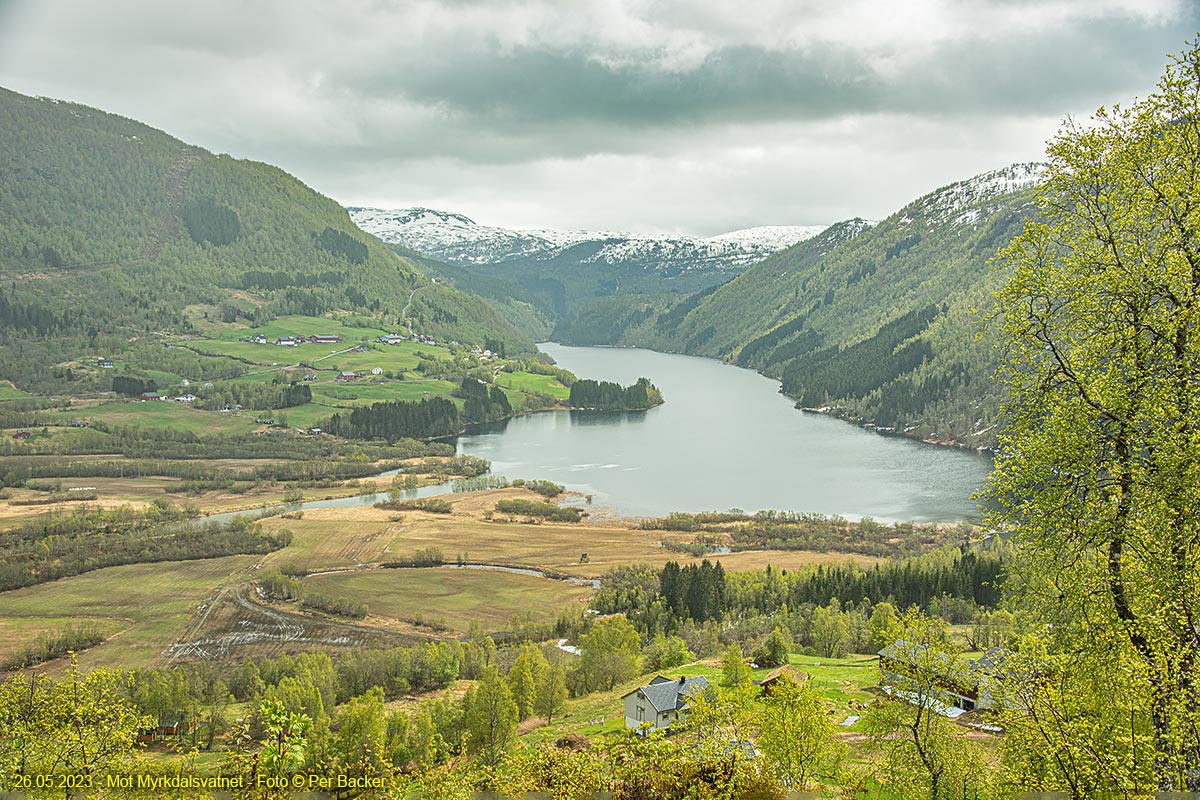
[255,490,882,579]
[0,481,892,670]
[44,399,262,434]
[302,567,594,635]
[0,555,259,670]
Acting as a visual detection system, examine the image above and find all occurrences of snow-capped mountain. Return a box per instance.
[348,206,826,273]
[903,162,1047,229]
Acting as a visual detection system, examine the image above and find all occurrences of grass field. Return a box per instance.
[524,653,881,744]
[496,371,570,400]
[183,338,272,360]
[312,379,460,405]
[266,401,343,428]
[212,315,391,343]
[303,567,593,635]
[0,555,259,671]
[44,400,260,434]
[0,379,30,398]
[312,348,423,374]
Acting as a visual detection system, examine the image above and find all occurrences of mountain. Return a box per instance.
[348,206,825,319]
[555,163,1047,447]
[382,242,556,341]
[0,88,536,391]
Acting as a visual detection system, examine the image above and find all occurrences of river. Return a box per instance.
[455,344,991,522]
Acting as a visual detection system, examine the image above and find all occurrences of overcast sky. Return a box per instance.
[1,1,1196,236]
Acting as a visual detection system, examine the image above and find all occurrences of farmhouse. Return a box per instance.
[337,371,358,382]
[310,334,341,344]
[137,392,165,402]
[251,334,268,345]
[13,429,31,439]
[878,641,1011,712]
[622,674,709,734]
[378,333,407,345]
[97,358,114,368]
[274,336,298,346]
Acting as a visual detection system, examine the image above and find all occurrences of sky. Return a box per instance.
[1,1,1196,236]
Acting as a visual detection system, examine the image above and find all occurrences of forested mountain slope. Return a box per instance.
[379,242,555,341]
[557,164,1046,446]
[0,88,535,391]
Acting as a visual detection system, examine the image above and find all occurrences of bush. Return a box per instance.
[494,499,582,522]
[512,479,564,498]
[390,547,445,567]
[375,497,453,514]
[301,592,368,619]
[2,622,104,669]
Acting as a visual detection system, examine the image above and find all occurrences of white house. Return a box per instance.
[622,675,709,734]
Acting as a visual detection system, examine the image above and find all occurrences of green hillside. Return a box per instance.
[557,164,1045,446]
[382,243,555,341]
[0,87,535,393]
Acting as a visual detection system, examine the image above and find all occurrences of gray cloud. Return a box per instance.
[359,19,1184,128]
[0,0,1196,233]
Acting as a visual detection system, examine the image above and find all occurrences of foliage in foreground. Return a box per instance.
[988,38,1200,794]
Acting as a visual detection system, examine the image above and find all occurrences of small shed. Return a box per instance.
[755,664,807,695]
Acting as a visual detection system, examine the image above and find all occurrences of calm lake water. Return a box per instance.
[456,344,991,522]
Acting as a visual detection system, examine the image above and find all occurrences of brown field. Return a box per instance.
[303,567,595,636]
[0,472,412,530]
[0,485,891,672]
[164,582,423,664]
[0,616,131,663]
[0,473,410,532]
[259,488,881,578]
[0,555,259,672]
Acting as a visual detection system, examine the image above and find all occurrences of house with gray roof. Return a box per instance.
[622,674,709,734]
[879,641,1012,712]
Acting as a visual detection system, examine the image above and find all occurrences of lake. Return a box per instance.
[454,344,991,522]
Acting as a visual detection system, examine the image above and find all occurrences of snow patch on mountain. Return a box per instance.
[347,206,826,272]
[917,162,1047,227]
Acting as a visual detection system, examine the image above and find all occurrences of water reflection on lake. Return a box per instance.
[456,344,991,522]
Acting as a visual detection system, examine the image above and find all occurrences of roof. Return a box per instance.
[622,675,710,713]
[756,664,806,686]
[880,641,1014,688]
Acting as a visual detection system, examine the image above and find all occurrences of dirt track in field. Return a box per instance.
[161,580,423,664]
